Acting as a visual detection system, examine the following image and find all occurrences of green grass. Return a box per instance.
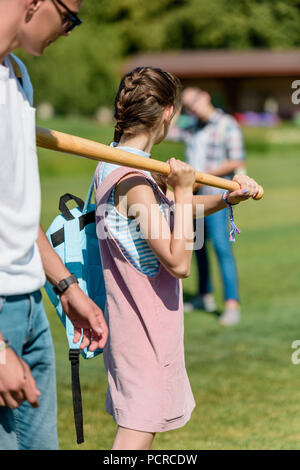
[38,117,300,450]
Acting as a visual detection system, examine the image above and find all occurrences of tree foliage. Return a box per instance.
[17,0,300,114]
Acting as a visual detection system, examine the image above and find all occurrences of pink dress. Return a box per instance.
[95,165,195,432]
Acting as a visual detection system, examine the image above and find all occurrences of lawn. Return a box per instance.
[38,116,300,450]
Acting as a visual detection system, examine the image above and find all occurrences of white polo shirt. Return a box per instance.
[0,55,45,296]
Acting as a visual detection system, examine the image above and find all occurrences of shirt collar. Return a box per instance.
[111,142,151,158]
[208,108,224,124]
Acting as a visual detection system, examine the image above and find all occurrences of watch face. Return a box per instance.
[60,279,68,290]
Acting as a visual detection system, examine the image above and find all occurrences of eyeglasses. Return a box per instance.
[52,0,83,33]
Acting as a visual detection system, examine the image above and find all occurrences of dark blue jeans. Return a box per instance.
[0,291,58,450]
[195,208,240,302]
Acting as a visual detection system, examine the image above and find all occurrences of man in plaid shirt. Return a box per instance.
[169,87,246,325]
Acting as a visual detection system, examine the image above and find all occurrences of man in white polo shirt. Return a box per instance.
[0,0,108,450]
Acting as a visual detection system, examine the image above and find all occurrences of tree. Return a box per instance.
[16,0,300,115]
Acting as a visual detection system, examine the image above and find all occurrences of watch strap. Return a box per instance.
[53,274,78,295]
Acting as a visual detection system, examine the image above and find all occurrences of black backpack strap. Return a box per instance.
[59,194,85,221]
[69,349,84,444]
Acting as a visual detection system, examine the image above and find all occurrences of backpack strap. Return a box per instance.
[65,216,85,445]
[8,53,34,105]
[95,165,171,206]
[9,54,23,86]
[65,181,96,445]
[69,349,84,444]
[83,176,95,213]
[94,165,174,253]
[59,193,84,221]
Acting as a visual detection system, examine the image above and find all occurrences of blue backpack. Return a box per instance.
[44,176,106,443]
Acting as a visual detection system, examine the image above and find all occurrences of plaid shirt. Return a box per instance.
[168,109,246,195]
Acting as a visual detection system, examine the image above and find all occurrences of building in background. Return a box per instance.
[122,49,300,124]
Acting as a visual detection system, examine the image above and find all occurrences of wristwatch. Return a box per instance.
[53,274,78,295]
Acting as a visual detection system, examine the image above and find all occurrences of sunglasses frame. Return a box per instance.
[53,0,83,33]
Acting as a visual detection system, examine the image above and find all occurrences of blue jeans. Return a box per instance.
[0,290,58,450]
[195,208,240,302]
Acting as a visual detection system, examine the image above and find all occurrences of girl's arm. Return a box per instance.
[114,159,195,279]
[165,174,260,218]
[114,166,260,279]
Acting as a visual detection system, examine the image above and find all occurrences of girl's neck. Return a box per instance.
[117,133,155,155]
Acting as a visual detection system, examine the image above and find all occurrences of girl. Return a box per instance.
[94,67,259,450]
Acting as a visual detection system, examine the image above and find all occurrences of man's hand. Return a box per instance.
[0,348,40,409]
[60,283,109,351]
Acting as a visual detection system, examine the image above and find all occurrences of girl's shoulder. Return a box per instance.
[96,161,121,186]
[96,162,149,188]
[96,160,155,189]
[95,146,169,203]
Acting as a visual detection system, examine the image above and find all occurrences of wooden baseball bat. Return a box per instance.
[36,126,264,200]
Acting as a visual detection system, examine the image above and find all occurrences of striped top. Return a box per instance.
[95,145,168,277]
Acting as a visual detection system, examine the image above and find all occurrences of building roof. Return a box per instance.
[122,49,300,78]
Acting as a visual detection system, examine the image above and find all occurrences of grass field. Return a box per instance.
[38,116,300,450]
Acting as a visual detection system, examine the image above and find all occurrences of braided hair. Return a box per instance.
[114,66,182,143]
